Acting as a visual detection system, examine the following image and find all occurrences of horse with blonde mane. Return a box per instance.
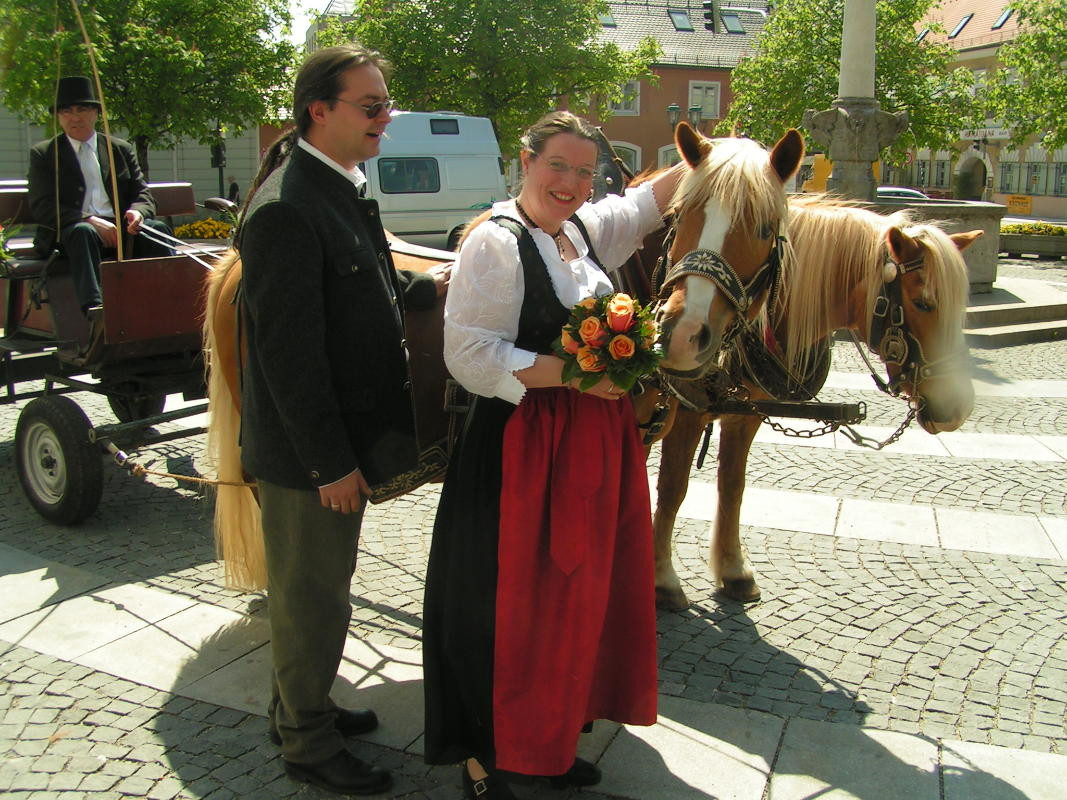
[641,195,982,608]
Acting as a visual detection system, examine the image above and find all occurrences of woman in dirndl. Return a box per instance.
[422,111,685,798]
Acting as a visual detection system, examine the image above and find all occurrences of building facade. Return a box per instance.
[897,0,1065,218]
[587,0,770,173]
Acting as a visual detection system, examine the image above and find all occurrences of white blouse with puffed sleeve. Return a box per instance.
[442,181,662,405]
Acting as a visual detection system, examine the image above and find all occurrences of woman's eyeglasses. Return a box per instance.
[540,157,596,182]
[331,97,396,119]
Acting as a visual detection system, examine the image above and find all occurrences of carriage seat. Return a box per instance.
[0,181,197,280]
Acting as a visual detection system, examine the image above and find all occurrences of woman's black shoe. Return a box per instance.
[284,749,391,795]
[548,757,602,788]
[462,762,516,799]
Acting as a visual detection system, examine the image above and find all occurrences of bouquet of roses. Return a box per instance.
[552,292,662,393]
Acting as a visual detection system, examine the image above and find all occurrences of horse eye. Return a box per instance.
[912,298,935,313]
[758,224,775,239]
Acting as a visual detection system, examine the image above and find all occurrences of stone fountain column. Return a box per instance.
[802,0,908,200]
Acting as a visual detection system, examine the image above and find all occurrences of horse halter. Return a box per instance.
[866,247,955,398]
[652,216,785,346]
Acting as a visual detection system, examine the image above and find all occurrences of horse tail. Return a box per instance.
[204,249,268,591]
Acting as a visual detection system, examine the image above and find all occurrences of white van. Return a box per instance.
[361,111,509,250]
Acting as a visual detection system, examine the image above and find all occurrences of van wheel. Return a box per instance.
[446,228,465,251]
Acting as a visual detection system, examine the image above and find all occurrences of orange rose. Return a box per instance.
[577,296,598,311]
[606,294,636,332]
[561,328,581,354]
[576,346,606,373]
[578,316,610,347]
[608,334,636,360]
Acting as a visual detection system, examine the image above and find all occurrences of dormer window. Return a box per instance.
[722,12,744,33]
[599,10,616,27]
[992,8,1013,30]
[669,10,694,31]
[949,14,973,39]
[916,28,930,42]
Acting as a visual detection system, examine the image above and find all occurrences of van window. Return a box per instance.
[378,158,440,194]
[430,118,460,135]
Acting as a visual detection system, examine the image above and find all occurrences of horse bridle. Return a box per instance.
[651,215,785,350]
[858,246,962,400]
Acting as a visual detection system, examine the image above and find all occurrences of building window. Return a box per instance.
[999,162,1017,193]
[378,157,440,194]
[992,9,1013,30]
[668,10,694,31]
[916,161,929,186]
[658,144,681,168]
[610,143,641,174]
[949,14,973,39]
[1025,162,1047,195]
[610,81,641,116]
[1055,164,1067,197]
[916,28,929,42]
[935,160,950,188]
[599,10,616,27]
[721,12,744,33]
[689,81,721,120]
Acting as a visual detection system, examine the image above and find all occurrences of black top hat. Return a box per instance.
[53,76,101,111]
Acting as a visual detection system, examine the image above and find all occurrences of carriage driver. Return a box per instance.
[26,75,173,320]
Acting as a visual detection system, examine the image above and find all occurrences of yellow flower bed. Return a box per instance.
[1000,222,1066,236]
[175,218,233,239]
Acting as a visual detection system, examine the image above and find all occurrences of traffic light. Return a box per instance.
[210,141,227,168]
[702,0,717,32]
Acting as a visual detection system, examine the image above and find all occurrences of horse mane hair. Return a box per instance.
[782,194,970,376]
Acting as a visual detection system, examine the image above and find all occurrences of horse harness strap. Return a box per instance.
[865,249,942,398]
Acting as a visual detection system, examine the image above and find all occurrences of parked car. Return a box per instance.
[876,186,930,200]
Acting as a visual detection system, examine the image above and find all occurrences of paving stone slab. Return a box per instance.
[596,695,782,800]
[942,738,1067,800]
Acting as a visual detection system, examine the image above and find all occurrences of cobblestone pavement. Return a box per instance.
[1,261,1066,797]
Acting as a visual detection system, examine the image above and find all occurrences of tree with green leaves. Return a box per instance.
[719,0,977,163]
[981,0,1067,151]
[0,0,297,176]
[317,0,660,155]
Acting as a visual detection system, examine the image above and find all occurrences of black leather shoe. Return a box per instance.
[548,757,602,788]
[269,707,379,746]
[284,749,391,796]
[462,762,516,799]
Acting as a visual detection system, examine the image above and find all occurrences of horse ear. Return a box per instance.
[769,129,804,184]
[886,226,921,266]
[950,230,983,252]
[675,122,708,168]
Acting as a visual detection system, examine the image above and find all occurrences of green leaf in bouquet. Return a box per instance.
[578,372,602,391]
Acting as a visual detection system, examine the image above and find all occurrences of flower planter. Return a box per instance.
[999,233,1067,259]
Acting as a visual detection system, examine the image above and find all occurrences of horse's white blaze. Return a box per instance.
[665,199,732,367]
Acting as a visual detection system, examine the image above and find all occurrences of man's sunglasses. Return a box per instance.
[331,97,396,119]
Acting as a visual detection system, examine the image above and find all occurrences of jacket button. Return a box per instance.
[402,380,412,391]
[400,338,407,347]
[310,470,320,480]
[368,209,377,217]
[391,296,398,306]
[351,264,359,272]
[377,252,385,263]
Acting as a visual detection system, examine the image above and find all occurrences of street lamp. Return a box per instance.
[688,104,703,130]
[667,102,680,130]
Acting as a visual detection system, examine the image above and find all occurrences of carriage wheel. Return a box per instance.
[107,386,167,424]
[15,396,103,525]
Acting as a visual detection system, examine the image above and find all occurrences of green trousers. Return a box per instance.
[259,478,365,764]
